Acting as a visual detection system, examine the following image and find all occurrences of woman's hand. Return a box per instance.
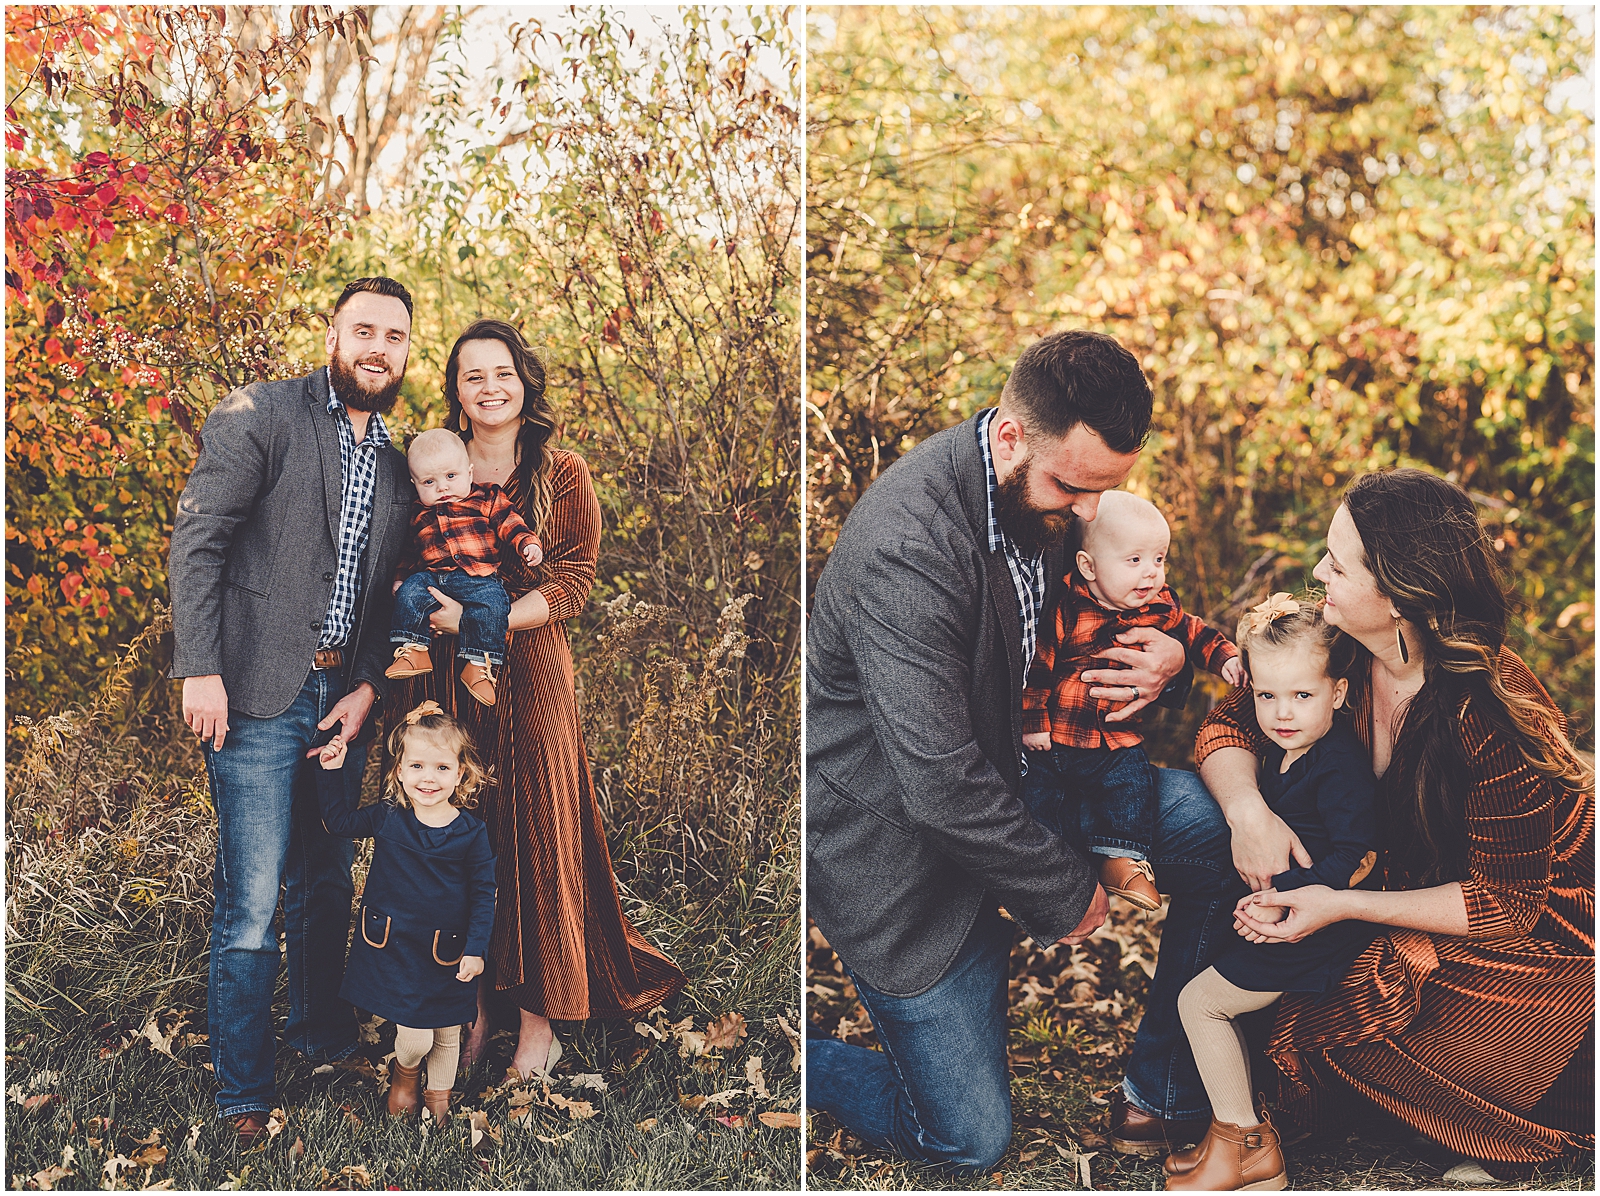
[427,587,464,635]
[1083,627,1186,722]
[457,955,485,982]
[1233,885,1347,943]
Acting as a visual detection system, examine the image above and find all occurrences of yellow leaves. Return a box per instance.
[547,1092,597,1121]
[758,1110,802,1129]
[703,1012,748,1051]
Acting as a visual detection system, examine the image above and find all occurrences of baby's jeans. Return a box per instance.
[1019,742,1156,861]
[391,570,511,667]
[394,1023,461,1093]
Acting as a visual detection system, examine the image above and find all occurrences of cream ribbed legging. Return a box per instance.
[1177,966,1282,1127]
[393,1024,461,1092]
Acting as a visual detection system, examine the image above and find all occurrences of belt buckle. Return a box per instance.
[312,648,343,671]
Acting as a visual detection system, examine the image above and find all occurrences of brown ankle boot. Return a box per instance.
[1164,1135,1204,1177]
[386,1059,422,1116]
[460,657,497,706]
[422,1088,452,1123]
[1164,1114,1286,1191]
[1101,856,1162,911]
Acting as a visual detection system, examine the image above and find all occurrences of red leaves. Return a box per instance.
[161,203,188,224]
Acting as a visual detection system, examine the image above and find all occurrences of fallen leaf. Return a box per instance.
[183,1124,201,1155]
[633,1020,666,1041]
[635,1117,658,1133]
[265,1109,286,1141]
[139,1181,175,1192]
[129,1146,167,1168]
[566,1072,608,1092]
[679,1094,706,1113]
[758,1111,802,1129]
[535,1131,574,1145]
[745,1055,769,1099]
[311,1064,335,1076]
[217,1168,250,1191]
[1077,1128,1108,1149]
[467,1109,502,1151]
[507,1106,534,1125]
[289,1137,306,1162]
[32,1165,73,1190]
[28,1071,61,1090]
[319,1163,373,1190]
[506,1087,538,1109]
[672,1016,708,1058]
[1078,1150,1097,1188]
[22,1094,58,1117]
[703,1012,748,1050]
[713,1114,746,1128]
[356,1015,385,1045]
[133,1128,162,1147]
[103,1156,137,1185]
[775,1014,802,1072]
[547,1092,596,1121]
[1019,1149,1040,1162]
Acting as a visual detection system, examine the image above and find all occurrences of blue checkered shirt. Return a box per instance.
[318,367,393,650]
[976,408,1047,679]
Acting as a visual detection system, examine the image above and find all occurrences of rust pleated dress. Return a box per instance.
[392,448,686,1020]
[1196,648,1594,1167]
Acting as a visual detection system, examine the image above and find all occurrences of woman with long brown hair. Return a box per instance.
[1195,467,1593,1184]
[393,318,684,1079]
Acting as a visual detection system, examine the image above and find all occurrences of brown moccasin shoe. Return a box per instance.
[231,1111,269,1147]
[385,643,433,679]
[461,658,497,706]
[1101,856,1162,911]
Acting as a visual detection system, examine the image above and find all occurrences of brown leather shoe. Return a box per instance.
[1101,856,1162,911]
[385,643,433,679]
[460,658,497,706]
[387,1059,422,1116]
[422,1088,452,1123]
[1110,1091,1209,1157]
[1164,1114,1287,1191]
[231,1111,269,1147]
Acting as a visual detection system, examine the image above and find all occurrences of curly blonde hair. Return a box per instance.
[381,706,490,810]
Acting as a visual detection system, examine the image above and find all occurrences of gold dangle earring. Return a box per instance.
[1393,612,1409,664]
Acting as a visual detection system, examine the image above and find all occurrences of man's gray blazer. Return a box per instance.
[167,367,413,718]
[807,413,1185,998]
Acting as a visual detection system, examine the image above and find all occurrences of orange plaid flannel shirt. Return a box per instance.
[1023,573,1239,749]
[397,483,540,579]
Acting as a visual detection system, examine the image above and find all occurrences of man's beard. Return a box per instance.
[995,453,1074,555]
[329,344,405,414]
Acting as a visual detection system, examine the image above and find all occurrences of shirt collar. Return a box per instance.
[325,366,393,448]
[977,409,1005,555]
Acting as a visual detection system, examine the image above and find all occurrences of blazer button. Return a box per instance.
[310,622,321,630]
[323,572,335,582]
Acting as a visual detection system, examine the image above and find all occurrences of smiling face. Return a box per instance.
[398,729,463,813]
[990,412,1140,554]
[325,291,411,413]
[1248,641,1349,758]
[454,338,525,433]
[1076,492,1170,610]
[1313,504,1397,640]
[409,432,474,505]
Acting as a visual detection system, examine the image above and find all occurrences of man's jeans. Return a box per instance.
[1022,742,1158,861]
[807,768,1234,1168]
[205,665,363,1118]
[391,570,510,667]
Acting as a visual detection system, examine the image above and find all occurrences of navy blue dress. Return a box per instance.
[316,767,497,1028]
[1212,720,1384,994]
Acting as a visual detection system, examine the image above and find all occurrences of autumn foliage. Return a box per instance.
[807,6,1594,735]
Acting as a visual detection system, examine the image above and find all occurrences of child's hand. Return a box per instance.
[1222,657,1247,687]
[318,736,348,771]
[457,955,484,982]
[1022,731,1053,752]
[522,540,543,567]
[1234,890,1287,930]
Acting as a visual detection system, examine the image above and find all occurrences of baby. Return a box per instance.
[385,428,543,707]
[1022,490,1245,909]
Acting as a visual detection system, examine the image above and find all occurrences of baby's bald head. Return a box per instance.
[408,428,473,505]
[1076,490,1173,611]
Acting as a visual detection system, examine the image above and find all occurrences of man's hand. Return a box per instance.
[1022,731,1053,751]
[1222,657,1247,687]
[1056,883,1109,947]
[457,955,485,982]
[1228,801,1313,891]
[1082,626,1186,722]
[183,674,231,751]
[522,540,543,567]
[316,681,378,747]
[426,587,464,635]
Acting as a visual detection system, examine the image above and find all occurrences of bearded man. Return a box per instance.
[168,277,416,1139]
[807,330,1229,1170]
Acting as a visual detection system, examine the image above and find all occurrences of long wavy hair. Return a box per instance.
[1343,468,1593,883]
[443,319,559,536]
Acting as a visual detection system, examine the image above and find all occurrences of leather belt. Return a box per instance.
[312,648,344,671]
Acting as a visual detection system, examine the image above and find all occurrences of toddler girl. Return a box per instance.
[1165,594,1381,1193]
[316,700,497,1121]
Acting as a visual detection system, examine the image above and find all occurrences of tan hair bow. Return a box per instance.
[404,700,444,725]
[1243,592,1300,635]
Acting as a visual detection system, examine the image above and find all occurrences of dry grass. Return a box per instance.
[5,594,800,1190]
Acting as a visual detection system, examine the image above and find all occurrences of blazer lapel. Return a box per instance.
[307,369,343,549]
[952,418,1027,694]
[364,442,395,587]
